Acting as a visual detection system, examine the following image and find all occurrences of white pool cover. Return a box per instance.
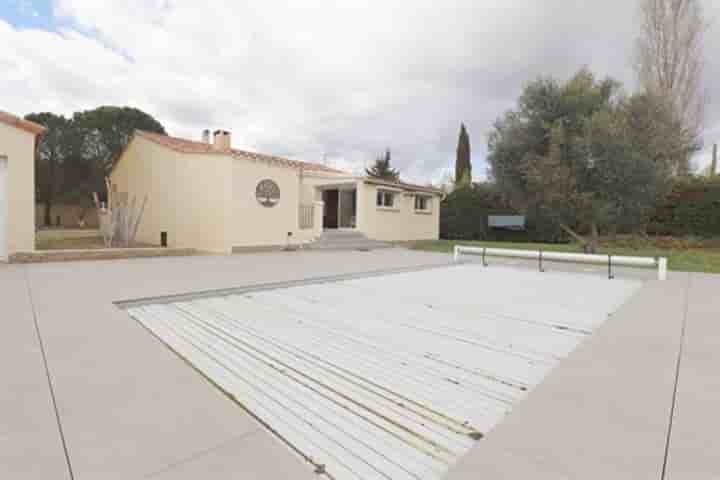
[126,264,641,480]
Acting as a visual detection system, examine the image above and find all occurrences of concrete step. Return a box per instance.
[318,230,367,240]
[307,230,392,251]
[306,242,393,251]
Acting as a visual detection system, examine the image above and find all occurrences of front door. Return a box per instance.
[323,189,339,229]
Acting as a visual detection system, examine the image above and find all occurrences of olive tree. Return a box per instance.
[488,68,670,252]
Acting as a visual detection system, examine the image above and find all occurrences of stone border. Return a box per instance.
[114,261,456,309]
[10,248,198,264]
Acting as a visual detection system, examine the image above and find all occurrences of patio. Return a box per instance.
[1,249,718,479]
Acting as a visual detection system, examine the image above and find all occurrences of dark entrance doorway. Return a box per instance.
[323,189,339,229]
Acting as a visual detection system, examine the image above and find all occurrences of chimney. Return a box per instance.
[213,130,232,151]
[201,129,210,144]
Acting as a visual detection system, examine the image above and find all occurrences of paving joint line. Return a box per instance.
[142,429,264,479]
[660,273,692,480]
[23,266,76,480]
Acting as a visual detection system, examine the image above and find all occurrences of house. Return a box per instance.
[0,111,45,261]
[110,130,442,253]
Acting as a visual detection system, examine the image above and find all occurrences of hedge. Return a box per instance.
[440,185,565,242]
[441,177,720,242]
[649,177,720,237]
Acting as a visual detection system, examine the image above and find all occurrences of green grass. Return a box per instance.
[35,229,157,250]
[409,238,720,274]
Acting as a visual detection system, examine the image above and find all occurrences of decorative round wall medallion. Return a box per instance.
[256,179,281,207]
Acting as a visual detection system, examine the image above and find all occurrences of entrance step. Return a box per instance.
[306,231,392,251]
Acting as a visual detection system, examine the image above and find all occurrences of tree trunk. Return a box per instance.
[588,221,600,254]
[43,198,52,227]
[559,223,588,248]
[44,152,56,227]
[608,223,618,242]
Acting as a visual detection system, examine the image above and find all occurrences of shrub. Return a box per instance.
[649,177,720,237]
[440,184,565,242]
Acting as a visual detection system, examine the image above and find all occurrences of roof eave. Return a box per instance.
[0,112,47,136]
[363,177,443,195]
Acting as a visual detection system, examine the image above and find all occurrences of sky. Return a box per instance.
[2,0,719,183]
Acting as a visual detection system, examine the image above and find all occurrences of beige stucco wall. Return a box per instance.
[300,173,357,204]
[175,152,233,252]
[111,137,438,250]
[231,158,318,248]
[0,122,36,254]
[357,182,440,242]
[111,137,233,253]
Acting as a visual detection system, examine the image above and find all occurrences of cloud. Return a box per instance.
[1,0,719,183]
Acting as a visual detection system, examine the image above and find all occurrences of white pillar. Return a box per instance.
[355,180,364,232]
[313,201,324,239]
[658,258,668,281]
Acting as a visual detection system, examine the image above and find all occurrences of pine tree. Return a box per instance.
[456,123,472,186]
[366,149,400,181]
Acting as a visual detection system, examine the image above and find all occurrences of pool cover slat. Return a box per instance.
[127,264,642,480]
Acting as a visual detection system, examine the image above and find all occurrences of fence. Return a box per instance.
[299,204,314,230]
[36,204,99,228]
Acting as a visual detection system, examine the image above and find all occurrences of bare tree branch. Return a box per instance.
[635,0,708,172]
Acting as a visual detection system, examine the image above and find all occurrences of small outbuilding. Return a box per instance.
[0,111,45,261]
[110,130,442,253]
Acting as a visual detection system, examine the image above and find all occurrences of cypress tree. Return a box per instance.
[456,123,472,186]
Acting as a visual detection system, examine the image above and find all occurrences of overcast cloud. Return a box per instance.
[2,0,719,182]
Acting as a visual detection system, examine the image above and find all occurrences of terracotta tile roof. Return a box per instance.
[364,176,443,195]
[136,130,347,174]
[0,110,46,136]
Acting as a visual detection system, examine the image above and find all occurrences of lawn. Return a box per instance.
[35,229,157,250]
[409,237,720,274]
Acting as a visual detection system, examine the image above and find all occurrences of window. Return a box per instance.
[414,195,431,211]
[376,190,395,208]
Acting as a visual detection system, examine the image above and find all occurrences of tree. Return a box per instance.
[488,68,664,253]
[635,0,707,173]
[622,92,696,200]
[73,106,166,186]
[25,113,75,226]
[26,106,166,220]
[366,149,400,181]
[455,123,472,186]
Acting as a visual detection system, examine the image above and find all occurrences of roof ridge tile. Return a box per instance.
[136,130,346,174]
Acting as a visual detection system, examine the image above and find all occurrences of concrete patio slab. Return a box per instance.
[0,264,70,479]
[665,273,720,480]
[444,274,686,479]
[143,430,316,480]
[6,249,452,479]
[3,249,718,479]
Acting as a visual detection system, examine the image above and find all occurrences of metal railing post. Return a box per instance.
[449,245,667,280]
